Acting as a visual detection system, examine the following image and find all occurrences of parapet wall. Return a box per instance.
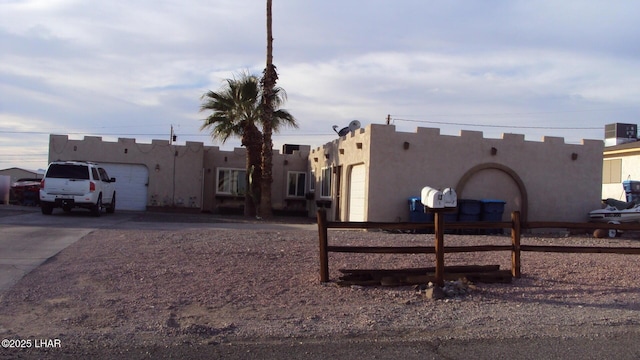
[311,124,604,222]
[48,135,311,212]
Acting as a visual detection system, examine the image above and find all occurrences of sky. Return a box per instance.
[1,0,640,172]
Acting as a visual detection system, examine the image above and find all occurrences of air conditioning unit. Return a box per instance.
[605,123,637,146]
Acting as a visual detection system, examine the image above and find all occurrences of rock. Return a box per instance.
[425,286,446,300]
[593,228,607,238]
[166,314,180,328]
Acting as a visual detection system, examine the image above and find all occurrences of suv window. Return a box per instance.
[46,164,90,180]
[98,168,111,182]
[91,168,100,181]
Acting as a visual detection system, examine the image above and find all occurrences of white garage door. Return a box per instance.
[348,164,366,221]
[101,164,148,211]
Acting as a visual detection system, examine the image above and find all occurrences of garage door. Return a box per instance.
[101,164,148,211]
[348,164,366,221]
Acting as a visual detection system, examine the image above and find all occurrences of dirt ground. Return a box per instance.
[1,218,640,358]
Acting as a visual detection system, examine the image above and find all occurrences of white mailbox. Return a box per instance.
[421,186,444,209]
[443,188,457,208]
[421,186,457,209]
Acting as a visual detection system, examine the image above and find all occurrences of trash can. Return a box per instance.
[458,199,482,234]
[480,199,506,234]
[458,199,482,221]
[408,197,433,222]
[408,197,434,233]
[623,180,640,202]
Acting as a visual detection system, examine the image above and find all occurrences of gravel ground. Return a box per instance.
[1,224,640,358]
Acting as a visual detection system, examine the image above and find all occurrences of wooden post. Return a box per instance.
[434,211,445,287]
[511,211,521,278]
[317,209,329,282]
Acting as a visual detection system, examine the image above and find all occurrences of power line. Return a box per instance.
[0,130,335,137]
[392,117,602,130]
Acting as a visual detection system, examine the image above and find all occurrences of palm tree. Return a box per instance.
[260,0,278,218]
[200,72,297,217]
[200,73,263,217]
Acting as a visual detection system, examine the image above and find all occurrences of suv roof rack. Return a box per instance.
[53,160,99,165]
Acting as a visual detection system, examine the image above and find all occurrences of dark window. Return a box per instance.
[46,164,90,180]
[217,168,246,195]
[98,168,110,182]
[287,172,306,197]
[321,167,332,198]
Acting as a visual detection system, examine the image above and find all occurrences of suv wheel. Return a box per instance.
[106,193,116,214]
[41,202,54,215]
[92,196,102,217]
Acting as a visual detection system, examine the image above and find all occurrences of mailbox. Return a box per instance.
[421,186,444,208]
[421,186,457,209]
[443,188,457,208]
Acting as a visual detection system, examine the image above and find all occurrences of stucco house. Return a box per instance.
[46,124,604,223]
[309,124,603,223]
[47,134,310,213]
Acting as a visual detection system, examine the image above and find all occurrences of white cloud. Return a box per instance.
[2,0,640,170]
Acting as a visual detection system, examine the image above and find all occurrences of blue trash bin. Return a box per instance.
[408,197,434,233]
[480,199,506,234]
[458,199,482,222]
[458,199,481,234]
[408,197,431,222]
[623,181,640,202]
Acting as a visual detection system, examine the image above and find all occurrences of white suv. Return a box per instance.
[40,161,116,216]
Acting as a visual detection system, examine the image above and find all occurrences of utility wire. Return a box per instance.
[392,117,602,130]
[0,130,335,137]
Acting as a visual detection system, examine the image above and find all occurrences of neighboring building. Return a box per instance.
[47,135,310,213]
[0,168,43,205]
[309,124,603,223]
[602,123,640,201]
[0,167,43,184]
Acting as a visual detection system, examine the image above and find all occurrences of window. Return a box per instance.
[217,168,246,195]
[46,164,90,180]
[98,168,111,182]
[91,168,100,181]
[321,167,332,198]
[287,172,306,197]
[309,170,316,193]
[603,159,622,184]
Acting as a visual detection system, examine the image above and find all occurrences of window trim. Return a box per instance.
[216,167,246,196]
[309,169,316,193]
[286,171,307,198]
[320,166,332,198]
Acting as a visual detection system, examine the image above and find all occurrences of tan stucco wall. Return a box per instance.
[48,134,310,213]
[311,124,603,223]
[48,135,205,209]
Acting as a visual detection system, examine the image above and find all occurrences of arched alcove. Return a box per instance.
[456,163,528,223]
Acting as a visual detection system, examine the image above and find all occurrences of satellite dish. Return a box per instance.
[332,124,349,137]
[333,120,362,137]
[348,120,361,132]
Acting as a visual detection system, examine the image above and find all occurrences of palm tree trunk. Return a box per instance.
[260,0,276,218]
[243,125,263,217]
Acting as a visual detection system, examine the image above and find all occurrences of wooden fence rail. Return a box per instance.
[317,209,640,287]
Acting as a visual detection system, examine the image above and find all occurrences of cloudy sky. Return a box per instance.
[1,0,639,171]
